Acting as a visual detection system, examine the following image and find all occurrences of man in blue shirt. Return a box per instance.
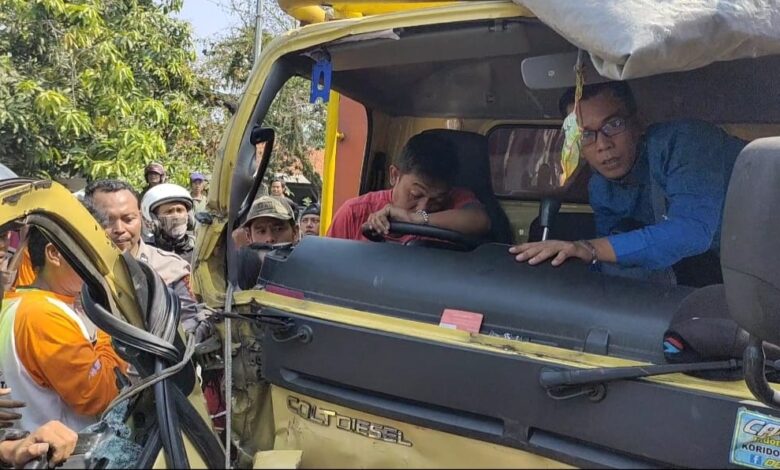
[510,82,746,286]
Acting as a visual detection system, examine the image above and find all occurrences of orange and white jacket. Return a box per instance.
[0,288,128,431]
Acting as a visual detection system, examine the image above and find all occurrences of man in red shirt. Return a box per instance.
[327,133,490,242]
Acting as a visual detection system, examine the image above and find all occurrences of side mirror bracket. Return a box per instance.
[744,337,780,408]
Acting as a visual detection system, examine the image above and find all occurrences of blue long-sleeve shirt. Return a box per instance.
[589,120,746,270]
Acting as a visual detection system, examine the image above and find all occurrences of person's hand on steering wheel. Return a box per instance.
[0,420,77,468]
[362,204,421,236]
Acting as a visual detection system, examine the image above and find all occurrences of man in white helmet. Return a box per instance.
[141,183,196,264]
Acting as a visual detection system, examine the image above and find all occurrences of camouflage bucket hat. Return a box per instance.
[243,196,294,226]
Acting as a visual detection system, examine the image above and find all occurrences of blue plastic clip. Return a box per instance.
[310,57,332,104]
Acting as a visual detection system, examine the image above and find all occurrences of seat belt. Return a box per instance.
[650,173,725,287]
[649,171,669,223]
[649,176,678,284]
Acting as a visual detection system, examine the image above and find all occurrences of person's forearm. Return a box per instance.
[173,280,199,333]
[589,237,617,263]
[416,209,491,236]
[606,218,713,269]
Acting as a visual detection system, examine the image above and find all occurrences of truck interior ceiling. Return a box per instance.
[284,18,780,126]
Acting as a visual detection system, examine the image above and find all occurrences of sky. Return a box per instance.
[177,0,237,42]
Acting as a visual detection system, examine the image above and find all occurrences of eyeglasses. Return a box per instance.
[580,116,629,147]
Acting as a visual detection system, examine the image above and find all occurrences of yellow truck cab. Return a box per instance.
[190,0,780,467]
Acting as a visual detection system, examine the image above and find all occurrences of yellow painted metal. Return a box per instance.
[235,289,758,400]
[320,92,341,234]
[0,181,143,326]
[277,0,327,23]
[150,436,211,469]
[271,386,572,468]
[151,433,210,469]
[253,449,303,469]
[190,216,227,308]
[278,0,461,23]
[334,1,458,17]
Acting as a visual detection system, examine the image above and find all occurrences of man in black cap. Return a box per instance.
[299,203,321,237]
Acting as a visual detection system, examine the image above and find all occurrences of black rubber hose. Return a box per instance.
[175,387,227,469]
[136,426,163,468]
[154,360,190,469]
[81,288,181,363]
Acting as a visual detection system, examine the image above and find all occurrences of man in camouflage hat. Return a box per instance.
[235,196,299,292]
[243,196,299,245]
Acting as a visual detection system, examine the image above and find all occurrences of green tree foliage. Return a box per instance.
[0,0,215,187]
[201,0,325,192]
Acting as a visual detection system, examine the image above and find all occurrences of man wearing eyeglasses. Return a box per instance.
[510,81,746,286]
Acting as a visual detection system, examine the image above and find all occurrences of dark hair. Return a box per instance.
[84,179,140,208]
[558,81,637,118]
[28,226,49,270]
[300,202,320,219]
[81,197,109,228]
[394,133,459,186]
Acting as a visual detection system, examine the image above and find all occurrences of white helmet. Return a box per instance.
[141,183,193,224]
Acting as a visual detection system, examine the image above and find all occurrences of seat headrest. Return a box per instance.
[421,129,492,194]
[722,137,780,345]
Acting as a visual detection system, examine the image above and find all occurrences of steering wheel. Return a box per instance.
[362,222,480,251]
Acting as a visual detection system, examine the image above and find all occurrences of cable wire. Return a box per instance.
[101,334,196,420]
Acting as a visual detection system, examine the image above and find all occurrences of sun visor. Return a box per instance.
[521,51,612,89]
[515,0,780,81]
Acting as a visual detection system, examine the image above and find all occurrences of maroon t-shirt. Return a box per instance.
[326,188,481,242]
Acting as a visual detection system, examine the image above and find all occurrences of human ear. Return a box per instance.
[45,243,61,268]
[389,165,400,186]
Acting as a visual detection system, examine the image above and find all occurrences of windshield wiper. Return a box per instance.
[540,359,740,401]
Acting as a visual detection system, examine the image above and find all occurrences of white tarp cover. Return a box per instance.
[514,0,780,80]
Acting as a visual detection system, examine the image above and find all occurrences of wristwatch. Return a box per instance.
[415,209,430,225]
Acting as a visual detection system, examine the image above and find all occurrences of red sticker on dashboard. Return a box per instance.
[439,309,484,333]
